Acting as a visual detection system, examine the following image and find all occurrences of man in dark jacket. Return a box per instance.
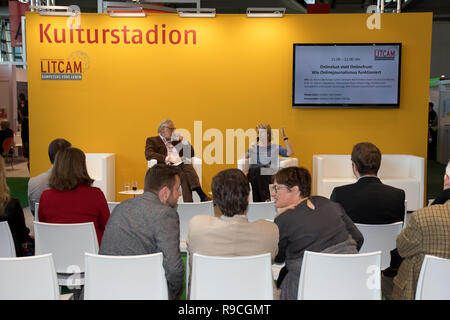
[330,142,405,224]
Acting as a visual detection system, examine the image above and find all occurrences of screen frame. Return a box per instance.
[292,43,402,109]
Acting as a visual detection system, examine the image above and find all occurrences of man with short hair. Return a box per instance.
[430,160,450,205]
[186,168,279,297]
[390,200,450,300]
[330,142,405,224]
[145,119,210,202]
[27,138,71,216]
[100,164,185,300]
[381,160,450,299]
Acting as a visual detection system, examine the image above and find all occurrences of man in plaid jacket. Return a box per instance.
[391,200,450,299]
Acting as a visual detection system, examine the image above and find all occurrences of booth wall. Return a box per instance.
[26,12,432,202]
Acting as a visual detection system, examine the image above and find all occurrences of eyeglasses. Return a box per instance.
[164,126,176,130]
[271,185,289,193]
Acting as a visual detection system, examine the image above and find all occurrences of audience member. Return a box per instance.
[245,124,294,202]
[0,157,33,256]
[100,164,184,300]
[145,119,209,202]
[186,168,279,295]
[389,201,450,300]
[330,142,405,224]
[17,93,29,159]
[382,160,450,281]
[428,102,438,161]
[0,120,13,155]
[27,138,71,216]
[38,147,110,246]
[430,160,450,205]
[272,166,363,300]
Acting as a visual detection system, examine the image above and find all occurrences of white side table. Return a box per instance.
[118,189,144,198]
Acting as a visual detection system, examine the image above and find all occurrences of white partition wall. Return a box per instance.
[85,153,115,202]
[313,154,424,211]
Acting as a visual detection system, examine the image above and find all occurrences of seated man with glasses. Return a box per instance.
[145,119,210,202]
[271,166,364,300]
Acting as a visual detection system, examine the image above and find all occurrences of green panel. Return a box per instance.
[6,177,29,208]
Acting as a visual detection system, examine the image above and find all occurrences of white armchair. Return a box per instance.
[148,157,202,202]
[312,154,424,211]
[85,153,116,202]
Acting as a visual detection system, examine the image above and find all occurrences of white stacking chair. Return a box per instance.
[298,251,382,300]
[190,253,273,300]
[107,201,120,213]
[177,201,214,252]
[246,201,277,222]
[0,254,60,300]
[84,252,168,300]
[415,255,450,300]
[0,221,16,257]
[355,222,403,270]
[34,222,99,287]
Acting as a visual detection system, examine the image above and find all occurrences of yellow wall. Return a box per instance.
[26,12,432,202]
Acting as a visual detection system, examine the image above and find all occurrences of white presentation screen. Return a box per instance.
[293,44,401,108]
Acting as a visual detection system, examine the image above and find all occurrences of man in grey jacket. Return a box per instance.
[100,163,185,300]
[27,138,71,216]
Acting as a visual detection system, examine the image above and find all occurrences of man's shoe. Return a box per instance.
[200,195,212,202]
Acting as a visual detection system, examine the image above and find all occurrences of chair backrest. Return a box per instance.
[0,221,16,257]
[84,252,168,300]
[0,254,60,300]
[190,253,273,300]
[415,255,450,300]
[2,137,14,154]
[107,201,120,213]
[177,201,214,242]
[246,201,277,222]
[34,222,99,274]
[298,250,382,300]
[355,222,403,270]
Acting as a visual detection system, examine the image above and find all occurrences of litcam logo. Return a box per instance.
[374,49,396,60]
[40,51,90,80]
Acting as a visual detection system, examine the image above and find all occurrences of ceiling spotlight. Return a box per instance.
[30,5,80,17]
[176,8,216,18]
[108,6,146,17]
[246,8,286,18]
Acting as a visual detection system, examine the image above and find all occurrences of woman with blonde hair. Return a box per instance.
[38,147,110,246]
[0,157,33,256]
[245,124,294,202]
